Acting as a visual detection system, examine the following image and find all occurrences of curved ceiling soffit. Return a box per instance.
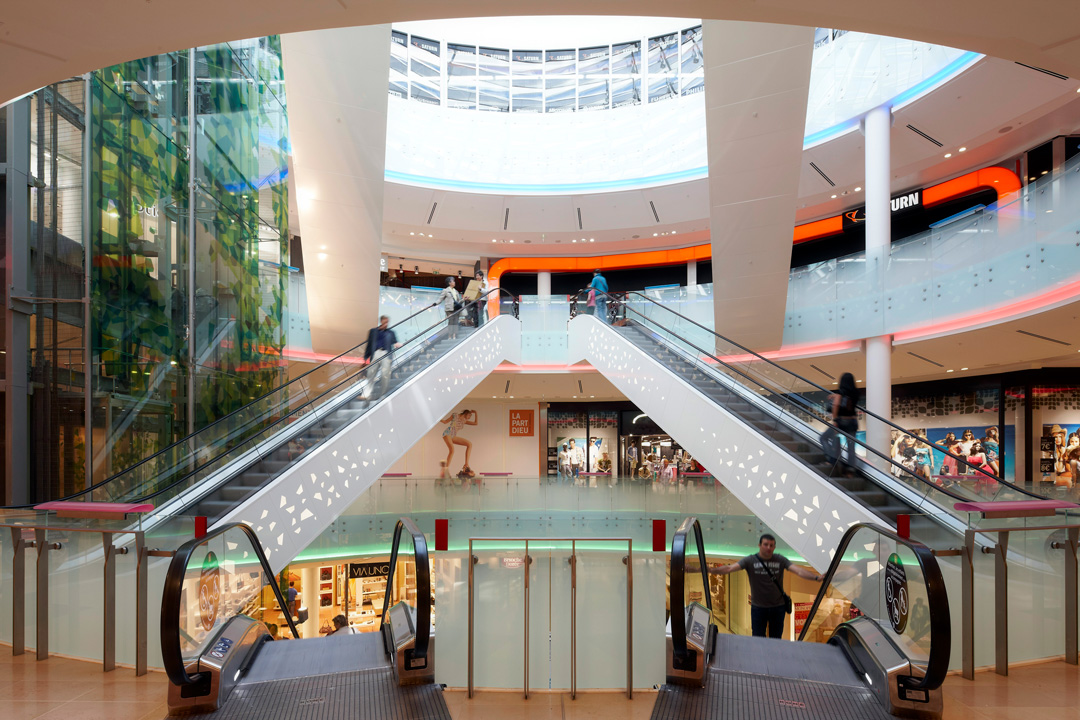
[4,2,1080,106]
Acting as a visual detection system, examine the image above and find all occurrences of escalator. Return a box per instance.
[569,290,1060,552]
[6,290,520,549]
[657,517,950,719]
[161,517,447,719]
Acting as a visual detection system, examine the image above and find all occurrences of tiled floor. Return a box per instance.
[1,648,1078,719]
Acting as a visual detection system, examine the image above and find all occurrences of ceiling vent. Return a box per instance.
[426,202,438,224]
[809,162,835,187]
[905,124,943,147]
[503,208,510,230]
[1014,62,1069,81]
[649,200,660,223]
[1016,329,1070,346]
[577,207,583,230]
[906,351,944,368]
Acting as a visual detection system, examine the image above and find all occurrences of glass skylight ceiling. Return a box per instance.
[383,17,978,194]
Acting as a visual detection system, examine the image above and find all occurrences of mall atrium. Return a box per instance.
[2,5,1080,720]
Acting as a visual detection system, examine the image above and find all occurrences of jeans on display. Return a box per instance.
[750,604,786,638]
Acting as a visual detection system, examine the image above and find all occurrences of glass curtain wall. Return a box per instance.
[8,36,294,494]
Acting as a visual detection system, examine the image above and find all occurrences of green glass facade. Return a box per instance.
[1,37,290,501]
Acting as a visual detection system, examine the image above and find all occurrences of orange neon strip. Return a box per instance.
[489,166,1022,290]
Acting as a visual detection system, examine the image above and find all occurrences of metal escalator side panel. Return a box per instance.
[570,314,879,573]
[380,517,435,685]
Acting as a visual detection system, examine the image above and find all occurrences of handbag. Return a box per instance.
[452,289,463,312]
[757,554,793,614]
[586,289,596,307]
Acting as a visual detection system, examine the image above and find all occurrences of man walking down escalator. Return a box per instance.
[714,534,823,638]
[363,315,401,404]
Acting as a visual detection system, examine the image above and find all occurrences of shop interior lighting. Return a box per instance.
[633,413,648,423]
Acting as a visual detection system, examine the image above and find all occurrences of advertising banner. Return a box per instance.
[611,41,641,75]
[681,26,703,73]
[648,32,678,74]
[1042,423,1080,487]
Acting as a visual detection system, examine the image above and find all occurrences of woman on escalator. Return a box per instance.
[822,372,859,472]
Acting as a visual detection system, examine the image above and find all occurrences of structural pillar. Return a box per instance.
[687,261,697,288]
[862,104,893,463]
[537,271,552,299]
[300,566,319,639]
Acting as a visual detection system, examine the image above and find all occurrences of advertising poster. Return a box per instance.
[1042,422,1080,487]
[648,76,678,104]
[479,46,510,76]
[578,78,610,111]
[447,80,476,110]
[544,78,576,113]
[681,75,704,97]
[410,79,441,106]
[478,78,509,112]
[611,77,641,108]
[579,45,610,75]
[680,25,704,73]
[648,32,679,74]
[545,48,576,75]
[409,35,440,78]
[389,30,408,99]
[611,41,641,75]
[512,75,543,113]
[923,425,1014,482]
[512,49,543,76]
[448,43,478,75]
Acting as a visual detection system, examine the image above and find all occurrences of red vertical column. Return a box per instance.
[435,519,449,552]
[652,519,666,552]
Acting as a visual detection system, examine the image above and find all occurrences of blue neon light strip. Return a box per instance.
[386,51,984,193]
[384,166,709,193]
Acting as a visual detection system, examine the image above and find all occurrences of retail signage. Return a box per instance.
[349,561,390,579]
[884,553,909,634]
[198,551,222,632]
[501,556,525,569]
[510,409,534,436]
[841,189,924,228]
[793,601,815,636]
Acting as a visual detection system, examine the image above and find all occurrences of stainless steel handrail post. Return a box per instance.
[102,534,116,672]
[10,527,25,656]
[626,541,633,700]
[135,531,147,676]
[468,538,474,698]
[1066,527,1079,666]
[962,528,975,680]
[571,540,576,700]
[994,532,1010,676]
[36,527,48,660]
[524,539,529,700]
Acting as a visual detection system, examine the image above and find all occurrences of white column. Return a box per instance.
[537,271,552,299]
[300,566,320,639]
[863,104,893,462]
[687,261,697,288]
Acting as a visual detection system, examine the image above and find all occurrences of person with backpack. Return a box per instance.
[436,275,462,339]
[713,533,823,638]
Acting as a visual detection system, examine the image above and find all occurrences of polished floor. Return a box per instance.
[1,647,1078,719]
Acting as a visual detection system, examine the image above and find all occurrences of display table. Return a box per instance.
[480,472,512,477]
[380,473,411,478]
[954,499,1078,519]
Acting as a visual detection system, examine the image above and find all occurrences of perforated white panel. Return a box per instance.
[568,315,877,571]
[217,316,521,572]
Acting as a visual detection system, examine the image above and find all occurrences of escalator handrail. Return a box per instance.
[668,516,713,663]
[795,522,950,690]
[100,287,513,509]
[379,517,432,661]
[588,288,1047,501]
[160,522,299,688]
[7,287,517,510]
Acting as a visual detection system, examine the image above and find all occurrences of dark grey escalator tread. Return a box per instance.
[183,667,450,720]
[712,634,864,687]
[242,633,389,684]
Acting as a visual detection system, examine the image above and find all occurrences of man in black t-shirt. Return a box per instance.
[714,534,823,638]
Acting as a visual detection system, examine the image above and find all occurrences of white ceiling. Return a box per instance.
[376,55,1080,258]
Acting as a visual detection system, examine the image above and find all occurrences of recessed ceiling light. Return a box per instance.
[1047,210,1053,213]
[509,239,514,243]
[653,233,658,237]
[959,147,967,152]
[1041,170,1049,175]
[960,367,969,371]
[589,238,594,242]
[1076,87,1080,92]
[946,369,954,373]
[492,239,496,242]
[944,153,952,158]
[831,194,837,199]
[854,187,862,192]
[572,239,577,243]
[410,232,414,236]
[671,230,676,234]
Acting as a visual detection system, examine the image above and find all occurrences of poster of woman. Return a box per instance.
[441,409,478,479]
[1043,424,1080,488]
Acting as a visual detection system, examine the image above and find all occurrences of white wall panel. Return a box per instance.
[215,316,521,573]
[569,315,877,571]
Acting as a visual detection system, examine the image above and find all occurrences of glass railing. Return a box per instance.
[787,155,1080,345]
[797,523,950,691]
[577,289,1055,526]
[160,522,299,688]
[6,289,517,516]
